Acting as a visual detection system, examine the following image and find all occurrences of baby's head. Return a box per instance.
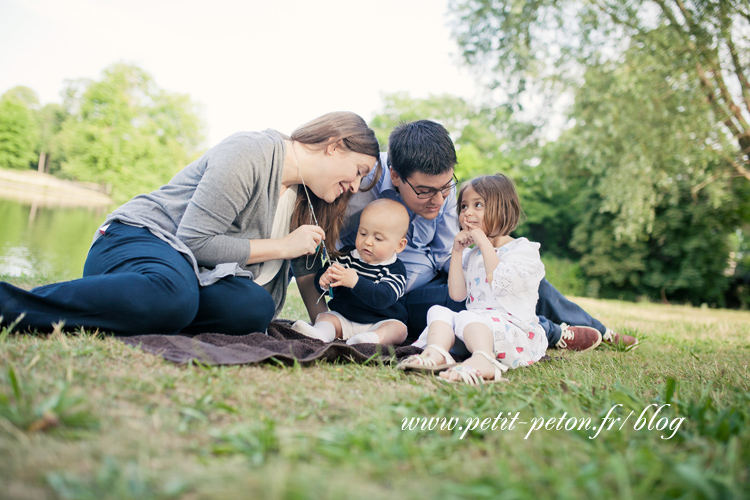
[355,199,410,264]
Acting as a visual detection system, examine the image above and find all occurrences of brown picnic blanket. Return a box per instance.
[118,319,423,366]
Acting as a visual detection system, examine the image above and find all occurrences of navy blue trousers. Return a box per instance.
[0,222,275,335]
[402,272,606,346]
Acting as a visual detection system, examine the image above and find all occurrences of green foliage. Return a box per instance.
[36,102,69,174]
[543,35,750,305]
[726,228,750,309]
[449,0,750,179]
[0,88,40,170]
[56,62,205,202]
[448,3,750,304]
[370,92,533,182]
[641,188,745,305]
[0,63,204,198]
[539,255,585,298]
[2,86,40,108]
[567,27,739,241]
[512,146,589,260]
[563,173,748,305]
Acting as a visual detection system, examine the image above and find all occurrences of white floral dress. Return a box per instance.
[421,238,548,369]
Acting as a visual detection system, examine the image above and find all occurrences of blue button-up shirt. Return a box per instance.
[339,152,459,292]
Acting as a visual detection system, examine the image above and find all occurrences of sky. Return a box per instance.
[0,0,483,147]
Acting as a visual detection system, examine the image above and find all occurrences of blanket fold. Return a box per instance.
[118,320,422,366]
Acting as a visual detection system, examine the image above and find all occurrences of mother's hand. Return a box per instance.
[282,225,326,258]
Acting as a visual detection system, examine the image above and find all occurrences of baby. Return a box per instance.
[292,198,410,346]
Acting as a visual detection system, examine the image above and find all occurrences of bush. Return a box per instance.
[540,255,586,297]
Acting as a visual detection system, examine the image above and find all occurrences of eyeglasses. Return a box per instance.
[401,174,458,199]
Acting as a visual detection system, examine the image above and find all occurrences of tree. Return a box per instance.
[449,0,750,181]
[56,63,205,202]
[566,26,740,240]
[0,87,40,170]
[535,38,750,304]
[35,103,68,174]
[567,167,749,305]
[370,92,533,181]
[2,86,40,109]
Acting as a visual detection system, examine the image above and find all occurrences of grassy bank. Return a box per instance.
[1,277,749,499]
[0,168,112,208]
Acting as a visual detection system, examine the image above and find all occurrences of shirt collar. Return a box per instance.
[352,248,398,266]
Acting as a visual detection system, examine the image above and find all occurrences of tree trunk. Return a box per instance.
[37,151,46,174]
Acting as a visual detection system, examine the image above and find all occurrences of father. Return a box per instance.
[296,120,636,351]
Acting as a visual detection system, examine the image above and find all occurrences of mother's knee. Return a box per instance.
[228,289,275,334]
[199,279,275,335]
[123,286,199,334]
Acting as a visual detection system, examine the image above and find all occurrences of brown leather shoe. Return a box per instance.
[602,329,639,349]
[553,324,602,351]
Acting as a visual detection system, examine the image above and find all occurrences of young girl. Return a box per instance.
[398,174,547,384]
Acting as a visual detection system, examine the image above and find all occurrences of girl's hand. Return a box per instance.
[464,222,490,248]
[282,225,325,258]
[325,263,359,288]
[453,229,474,253]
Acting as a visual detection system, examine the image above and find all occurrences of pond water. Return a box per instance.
[0,198,111,280]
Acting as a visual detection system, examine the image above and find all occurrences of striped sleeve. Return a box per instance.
[347,258,407,309]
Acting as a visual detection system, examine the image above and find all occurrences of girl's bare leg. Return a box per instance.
[440,323,496,381]
[421,320,456,364]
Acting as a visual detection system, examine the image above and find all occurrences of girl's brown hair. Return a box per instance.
[289,112,381,257]
[457,174,526,238]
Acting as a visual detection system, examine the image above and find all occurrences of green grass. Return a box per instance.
[1,277,749,499]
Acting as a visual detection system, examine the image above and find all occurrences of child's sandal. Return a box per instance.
[440,351,508,385]
[396,344,457,372]
[439,365,484,385]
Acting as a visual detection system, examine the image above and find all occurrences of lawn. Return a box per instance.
[1,277,749,499]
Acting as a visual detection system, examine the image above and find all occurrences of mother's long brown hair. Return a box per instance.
[289,112,381,257]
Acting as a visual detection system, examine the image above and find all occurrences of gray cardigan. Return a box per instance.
[96,129,292,317]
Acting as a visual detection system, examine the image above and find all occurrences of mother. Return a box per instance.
[0,112,381,336]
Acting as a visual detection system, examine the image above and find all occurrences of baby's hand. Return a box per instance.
[326,263,359,289]
[319,271,332,290]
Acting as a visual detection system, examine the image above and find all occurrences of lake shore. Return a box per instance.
[0,168,113,208]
